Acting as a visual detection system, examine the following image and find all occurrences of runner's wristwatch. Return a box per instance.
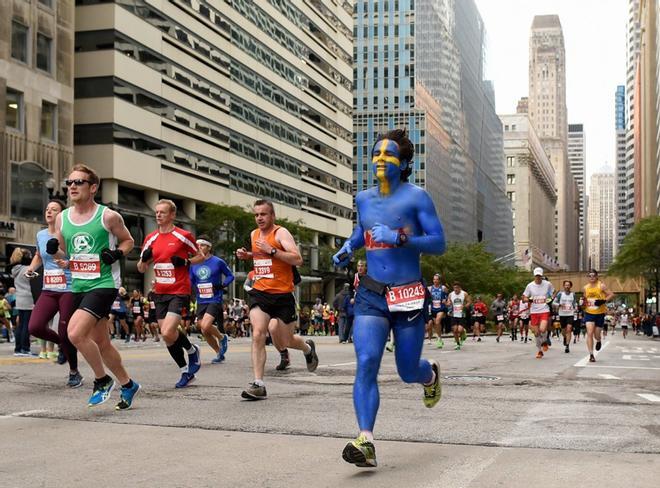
[269,248,278,256]
[396,229,409,247]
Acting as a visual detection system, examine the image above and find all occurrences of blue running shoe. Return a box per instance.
[211,351,224,364]
[187,344,201,375]
[115,381,141,410]
[175,372,196,388]
[220,334,228,356]
[88,377,115,407]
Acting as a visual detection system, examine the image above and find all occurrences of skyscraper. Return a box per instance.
[567,123,586,269]
[353,0,513,257]
[588,173,616,270]
[624,0,640,228]
[74,0,353,295]
[528,15,580,270]
[615,85,628,253]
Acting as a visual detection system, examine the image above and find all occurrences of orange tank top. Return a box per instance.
[251,225,294,294]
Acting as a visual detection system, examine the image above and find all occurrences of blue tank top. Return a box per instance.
[429,285,447,310]
[190,255,234,304]
[36,228,71,293]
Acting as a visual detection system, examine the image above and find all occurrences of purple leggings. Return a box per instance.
[28,291,77,371]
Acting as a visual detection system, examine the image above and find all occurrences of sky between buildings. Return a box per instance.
[475,0,627,194]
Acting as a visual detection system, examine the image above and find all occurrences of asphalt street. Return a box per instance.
[1,330,659,487]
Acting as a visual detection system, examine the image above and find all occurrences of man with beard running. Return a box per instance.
[427,274,448,349]
[553,280,577,353]
[138,199,205,388]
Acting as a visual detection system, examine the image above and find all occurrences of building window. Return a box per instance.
[5,88,24,132]
[38,0,53,7]
[11,162,51,222]
[36,33,52,73]
[41,101,57,141]
[506,156,515,167]
[507,174,516,185]
[507,191,516,202]
[11,21,29,63]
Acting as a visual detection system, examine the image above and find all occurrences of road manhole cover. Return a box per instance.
[444,375,500,382]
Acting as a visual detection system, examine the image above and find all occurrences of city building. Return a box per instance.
[73,0,354,300]
[615,85,628,253]
[567,123,586,269]
[501,114,556,270]
[353,0,513,258]
[625,0,641,229]
[528,14,580,270]
[0,0,74,274]
[588,172,616,270]
[636,0,659,219]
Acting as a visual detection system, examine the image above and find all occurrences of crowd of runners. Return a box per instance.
[2,130,658,470]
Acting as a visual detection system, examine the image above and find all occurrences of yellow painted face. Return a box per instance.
[371,139,401,195]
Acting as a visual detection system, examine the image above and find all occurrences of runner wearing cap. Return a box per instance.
[522,267,555,359]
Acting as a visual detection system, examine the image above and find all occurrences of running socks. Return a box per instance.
[166,332,190,368]
[122,379,134,389]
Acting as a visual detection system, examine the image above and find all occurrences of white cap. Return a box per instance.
[533,267,543,276]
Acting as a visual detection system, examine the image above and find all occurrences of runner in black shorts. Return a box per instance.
[146,286,159,341]
[235,199,318,400]
[129,289,146,342]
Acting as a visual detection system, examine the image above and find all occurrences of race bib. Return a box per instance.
[197,283,214,299]
[560,303,573,311]
[254,258,274,279]
[112,299,121,310]
[132,305,141,314]
[532,296,546,304]
[154,262,175,284]
[497,315,504,322]
[386,282,425,312]
[70,253,101,280]
[586,298,596,307]
[432,300,443,309]
[149,301,156,310]
[43,269,67,290]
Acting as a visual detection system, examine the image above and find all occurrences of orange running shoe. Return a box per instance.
[536,351,544,359]
[542,342,549,352]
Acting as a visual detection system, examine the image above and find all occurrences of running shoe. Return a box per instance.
[115,381,141,410]
[175,372,196,388]
[385,340,395,352]
[454,343,461,350]
[535,351,543,359]
[304,339,319,372]
[564,346,570,353]
[542,342,549,352]
[47,351,59,360]
[425,339,432,345]
[460,329,467,343]
[38,351,48,359]
[435,338,444,349]
[423,360,442,408]
[241,382,267,400]
[187,344,202,375]
[211,350,224,364]
[595,341,602,351]
[124,336,130,343]
[220,334,228,356]
[589,354,596,362]
[477,337,482,342]
[88,377,115,407]
[276,350,290,371]
[67,371,83,388]
[342,434,377,468]
[56,350,66,365]
[496,337,500,343]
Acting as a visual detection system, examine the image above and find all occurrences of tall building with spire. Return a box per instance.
[528,15,580,270]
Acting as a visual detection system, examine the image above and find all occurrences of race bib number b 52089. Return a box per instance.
[70,253,101,280]
[386,282,425,312]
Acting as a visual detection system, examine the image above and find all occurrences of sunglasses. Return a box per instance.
[65,178,91,187]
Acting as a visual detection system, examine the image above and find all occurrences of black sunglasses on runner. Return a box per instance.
[64,178,91,187]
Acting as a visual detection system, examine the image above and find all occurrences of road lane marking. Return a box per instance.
[598,374,620,379]
[637,393,660,402]
[0,409,48,419]
[574,340,610,367]
[579,365,660,370]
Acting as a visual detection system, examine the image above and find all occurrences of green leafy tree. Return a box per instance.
[609,216,660,312]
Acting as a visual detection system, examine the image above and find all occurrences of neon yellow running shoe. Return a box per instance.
[435,338,444,349]
[454,343,461,350]
[385,341,395,352]
[342,433,377,468]
[423,360,442,408]
[460,329,467,343]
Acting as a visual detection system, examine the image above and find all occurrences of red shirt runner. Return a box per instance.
[142,227,198,295]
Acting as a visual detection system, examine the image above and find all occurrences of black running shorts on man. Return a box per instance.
[559,316,574,328]
[154,294,189,321]
[197,302,225,332]
[248,289,297,324]
[73,288,118,320]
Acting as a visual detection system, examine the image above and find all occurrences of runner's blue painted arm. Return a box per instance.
[404,192,445,255]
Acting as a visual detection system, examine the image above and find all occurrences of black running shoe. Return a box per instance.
[595,341,602,351]
[304,339,318,372]
[276,350,290,371]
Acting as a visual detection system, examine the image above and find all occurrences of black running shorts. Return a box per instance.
[559,316,574,328]
[154,294,189,321]
[197,302,225,333]
[73,288,118,321]
[248,289,297,324]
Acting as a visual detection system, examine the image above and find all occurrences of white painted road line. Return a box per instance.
[637,393,660,402]
[0,409,48,419]
[582,365,660,371]
[598,374,620,380]
[574,340,610,367]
